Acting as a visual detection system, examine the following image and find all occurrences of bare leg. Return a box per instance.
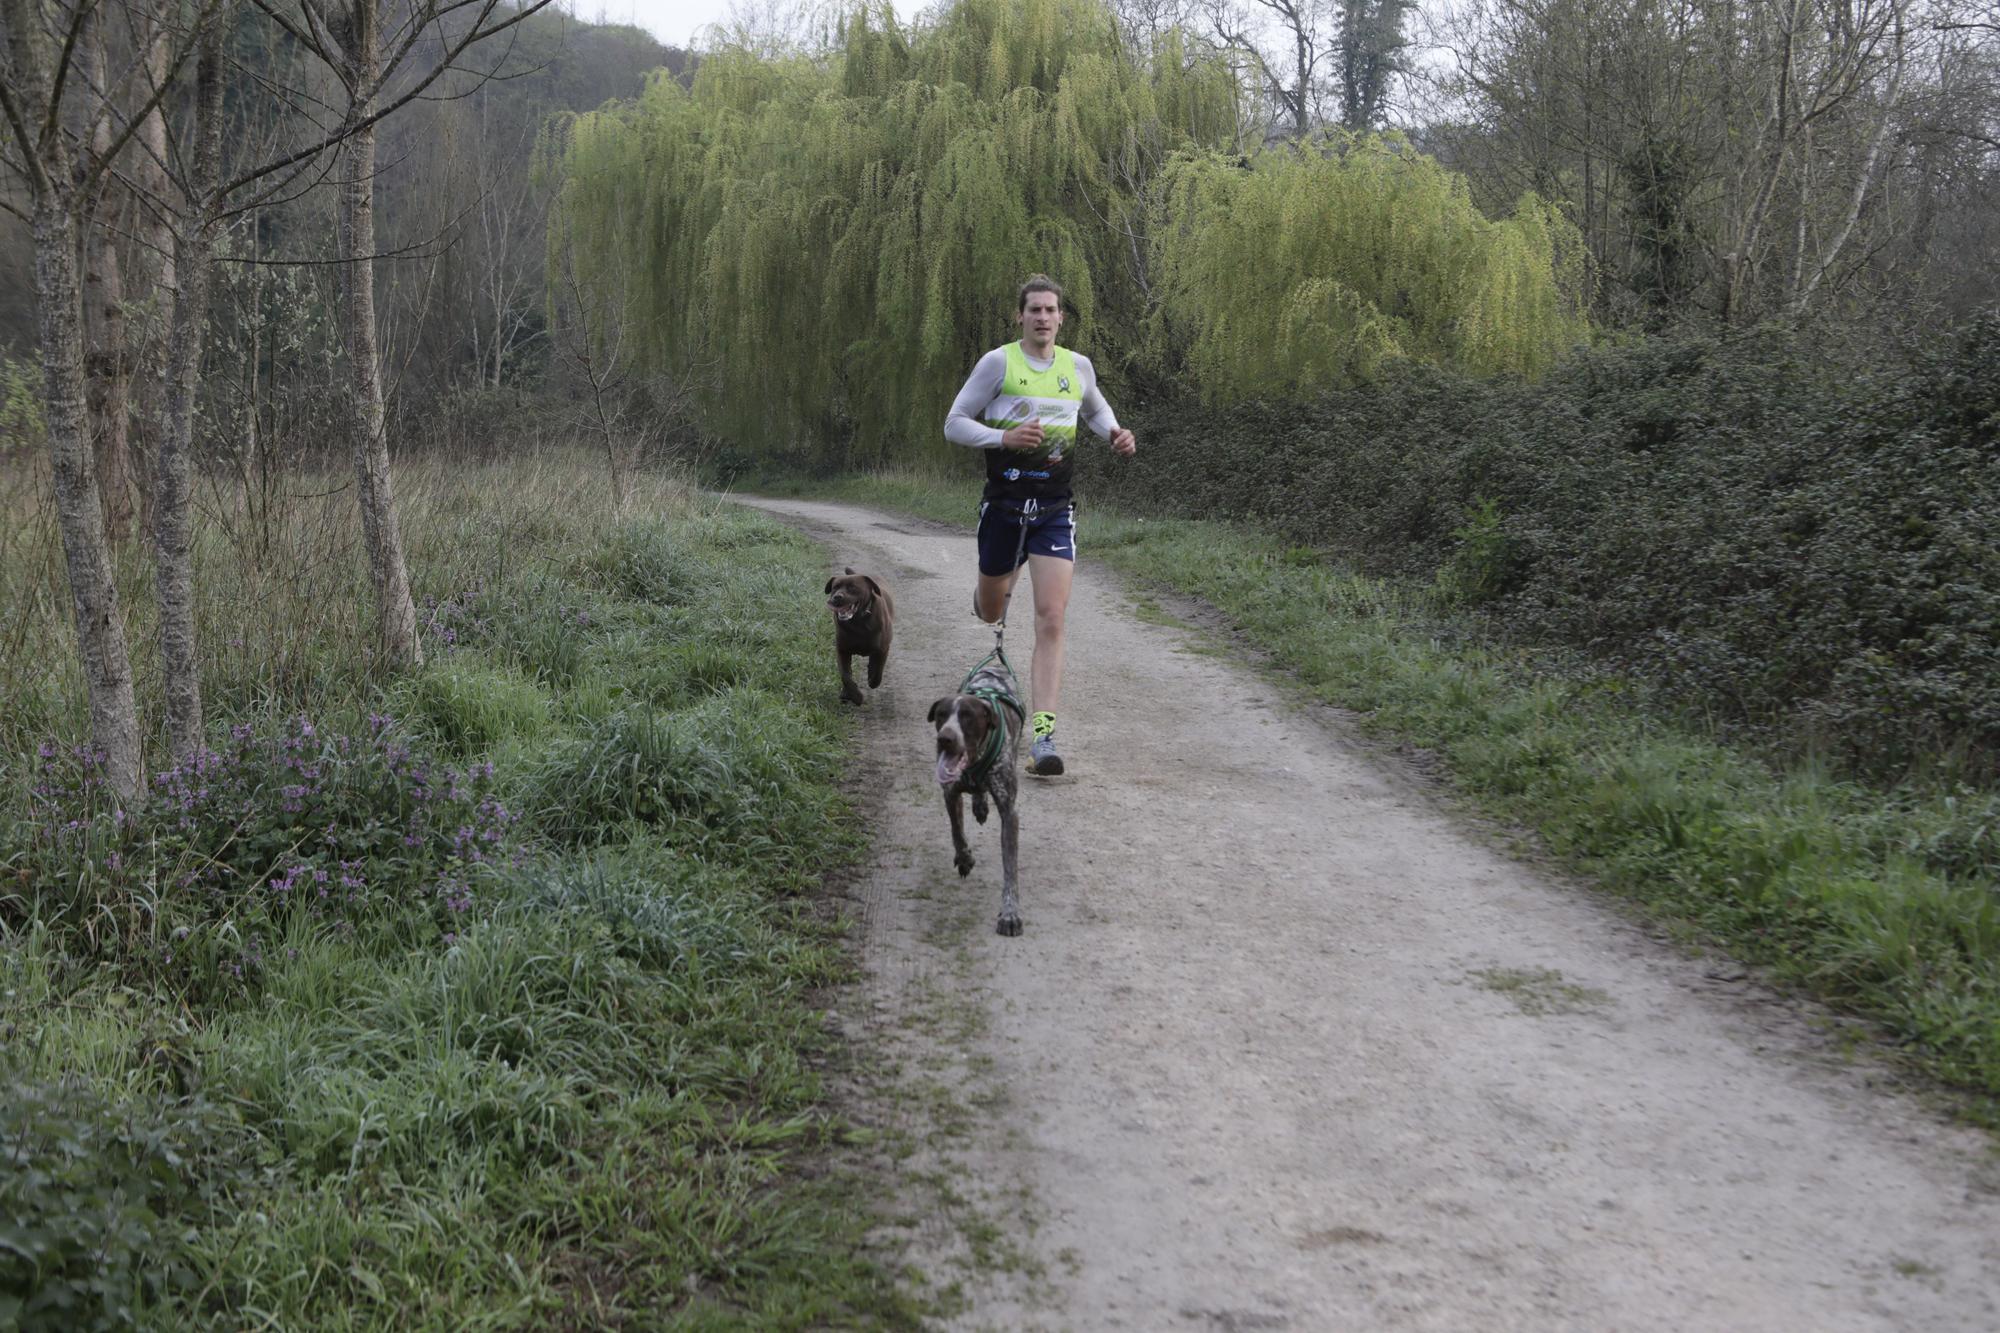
[975,566,1022,623]
[1026,553,1073,719]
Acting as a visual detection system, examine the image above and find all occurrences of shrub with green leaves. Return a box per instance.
[1083,314,2000,779]
[0,1077,245,1332]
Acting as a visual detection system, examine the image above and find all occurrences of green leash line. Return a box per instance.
[959,496,1044,783]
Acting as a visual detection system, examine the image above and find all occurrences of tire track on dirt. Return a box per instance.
[740,495,2000,1332]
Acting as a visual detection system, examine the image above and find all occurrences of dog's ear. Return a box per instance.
[823,577,836,595]
[863,575,883,600]
[927,697,952,726]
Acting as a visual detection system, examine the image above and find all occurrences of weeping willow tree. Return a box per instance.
[549,1,1589,466]
[1149,137,1591,396]
[550,0,1246,467]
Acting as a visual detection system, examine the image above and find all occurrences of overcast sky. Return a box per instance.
[574,0,926,51]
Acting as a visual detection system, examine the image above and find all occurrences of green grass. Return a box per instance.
[763,467,2000,1121]
[0,455,922,1329]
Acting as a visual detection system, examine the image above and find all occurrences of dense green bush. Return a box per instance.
[0,1076,246,1331]
[1085,314,2000,778]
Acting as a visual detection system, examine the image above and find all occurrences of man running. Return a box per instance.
[944,273,1138,776]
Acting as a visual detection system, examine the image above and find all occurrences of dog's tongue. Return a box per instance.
[936,752,967,786]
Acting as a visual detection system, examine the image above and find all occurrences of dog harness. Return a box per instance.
[959,650,1025,786]
[951,494,1032,786]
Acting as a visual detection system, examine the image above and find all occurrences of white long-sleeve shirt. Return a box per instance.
[943,344,1122,449]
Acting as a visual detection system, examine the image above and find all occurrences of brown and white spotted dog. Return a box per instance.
[824,568,893,705]
[928,659,1025,936]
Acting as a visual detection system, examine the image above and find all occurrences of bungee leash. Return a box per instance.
[958,496,1053,782]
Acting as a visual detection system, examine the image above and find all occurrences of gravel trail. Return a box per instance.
[740,494,2000,1332]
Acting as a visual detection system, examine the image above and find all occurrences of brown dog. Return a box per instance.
[929,656,1024,936]
[825,568,893,705]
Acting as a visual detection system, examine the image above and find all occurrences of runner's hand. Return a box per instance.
[1110,427,1136,457]
[1001,423,1045,450]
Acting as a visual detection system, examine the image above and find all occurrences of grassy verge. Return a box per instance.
[749,469,2000,1122]
[1,455,920,1329]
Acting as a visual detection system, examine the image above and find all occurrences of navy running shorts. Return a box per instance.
[976,498,1076,577]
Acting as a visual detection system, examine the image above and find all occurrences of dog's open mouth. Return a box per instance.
[830,603,857,621]
[935,750,968,786]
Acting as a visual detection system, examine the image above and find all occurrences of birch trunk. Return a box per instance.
[82,28,135,543]
[85,196,135,543]
[152,28,225,759]
[1724,0,1805,323]
[336,23,422,669]
[35,198,144,802]
[1788,10,1908,317]
[129,31,177,542]
[154,225,210,757]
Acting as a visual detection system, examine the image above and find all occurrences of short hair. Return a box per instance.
[1018,273,1064,312]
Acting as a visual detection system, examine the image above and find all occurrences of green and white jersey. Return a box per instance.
[945,341,1122,501]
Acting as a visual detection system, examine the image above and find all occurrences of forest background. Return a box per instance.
[6,0,1999,787]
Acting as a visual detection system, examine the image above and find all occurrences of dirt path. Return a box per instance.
[740,495,2000,1332]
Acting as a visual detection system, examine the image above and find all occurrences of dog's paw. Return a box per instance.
[995,911,1023,937]
[954,850,974,877]
[840,683,864,705]
[971,792,989,824]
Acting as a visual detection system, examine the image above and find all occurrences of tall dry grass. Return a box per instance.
[0,447,691,798]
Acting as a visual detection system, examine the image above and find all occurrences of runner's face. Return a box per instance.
[1017,292,1063,353]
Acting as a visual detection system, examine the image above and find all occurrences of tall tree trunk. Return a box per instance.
[34,198,144,802]
[1788,9,1908,317]
[155,227,211,757]
[492,302,506,388]
[82,27,135,543]
[336,25,423,669]
[1724,0,1805,323]
[1292,9,1312,138]
[129,30,178,542]
[153,26,226,760]
[85,198,135,543]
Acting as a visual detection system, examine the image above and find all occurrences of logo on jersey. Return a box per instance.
[1058,376,1070,392]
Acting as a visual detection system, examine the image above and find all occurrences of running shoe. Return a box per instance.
[1027,732,1064,776]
